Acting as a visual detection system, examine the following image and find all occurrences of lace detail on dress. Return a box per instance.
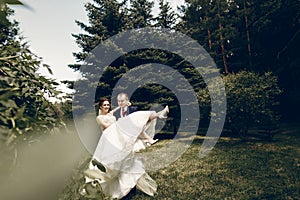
[100,115,116,124]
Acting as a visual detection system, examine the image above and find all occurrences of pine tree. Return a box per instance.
[71,0,232,132]
[126,0,154,28]
[154,0,176,29]
[178,0,241,73]
[70,0,127,70]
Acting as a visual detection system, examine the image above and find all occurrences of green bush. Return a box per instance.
[199,71,282,138]
[224,71,282,137]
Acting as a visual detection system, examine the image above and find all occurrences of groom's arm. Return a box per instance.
[110,106,120,114]
[129,105,138,114]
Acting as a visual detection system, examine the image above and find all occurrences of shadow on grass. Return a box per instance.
[154,132,176,140]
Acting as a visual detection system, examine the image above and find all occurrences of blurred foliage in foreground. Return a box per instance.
[0,5,65,145]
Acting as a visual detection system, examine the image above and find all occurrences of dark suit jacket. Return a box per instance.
[114,106,138,120]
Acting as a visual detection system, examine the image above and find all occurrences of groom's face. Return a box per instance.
[117,95,128,108]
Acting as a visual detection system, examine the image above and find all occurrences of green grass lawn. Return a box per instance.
[59,124,300,200]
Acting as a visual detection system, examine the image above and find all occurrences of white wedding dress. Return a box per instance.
[84,111,158,199]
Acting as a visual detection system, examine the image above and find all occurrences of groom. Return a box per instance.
[114,92,138,119]
[115,92,139,199]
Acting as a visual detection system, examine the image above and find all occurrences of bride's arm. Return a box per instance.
[96,116,113,130]
[108,102,131,114]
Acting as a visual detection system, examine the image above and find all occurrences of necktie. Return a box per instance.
[122,108,126,117]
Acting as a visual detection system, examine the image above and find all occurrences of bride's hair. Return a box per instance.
[98,97,111,115]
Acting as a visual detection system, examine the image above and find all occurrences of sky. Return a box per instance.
[11,0,185,84]
[12,0,89,82]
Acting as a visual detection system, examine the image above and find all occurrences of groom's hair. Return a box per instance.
[117,92,129,100]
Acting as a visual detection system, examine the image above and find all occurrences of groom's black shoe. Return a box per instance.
[122,186,136,200]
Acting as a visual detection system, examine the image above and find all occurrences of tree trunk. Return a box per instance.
[244,0,252,67]
[205,16,213,49]
[217,2,229,74]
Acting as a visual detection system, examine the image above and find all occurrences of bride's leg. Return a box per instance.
[148,112,159,121]
[139,131,158,145]
[139,107,169,145]
[146,111,159,124]
[139,131,151,140]
[148,106,169,122]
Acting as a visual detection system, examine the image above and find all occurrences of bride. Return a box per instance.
[82,97,169,199]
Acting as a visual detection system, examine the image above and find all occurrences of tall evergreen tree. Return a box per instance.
[69,0,132,109]
[70,0,127,70]
[154,0,177,29]
[249,0,300,121]
[127,0,154,28]
[70,0,198,133]
[178,0,238,73]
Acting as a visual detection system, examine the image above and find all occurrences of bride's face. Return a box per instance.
[101,100,110,114]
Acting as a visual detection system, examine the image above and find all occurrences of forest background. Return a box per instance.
[0,0,299,199]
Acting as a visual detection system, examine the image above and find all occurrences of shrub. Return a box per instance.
[198,70,282,138]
